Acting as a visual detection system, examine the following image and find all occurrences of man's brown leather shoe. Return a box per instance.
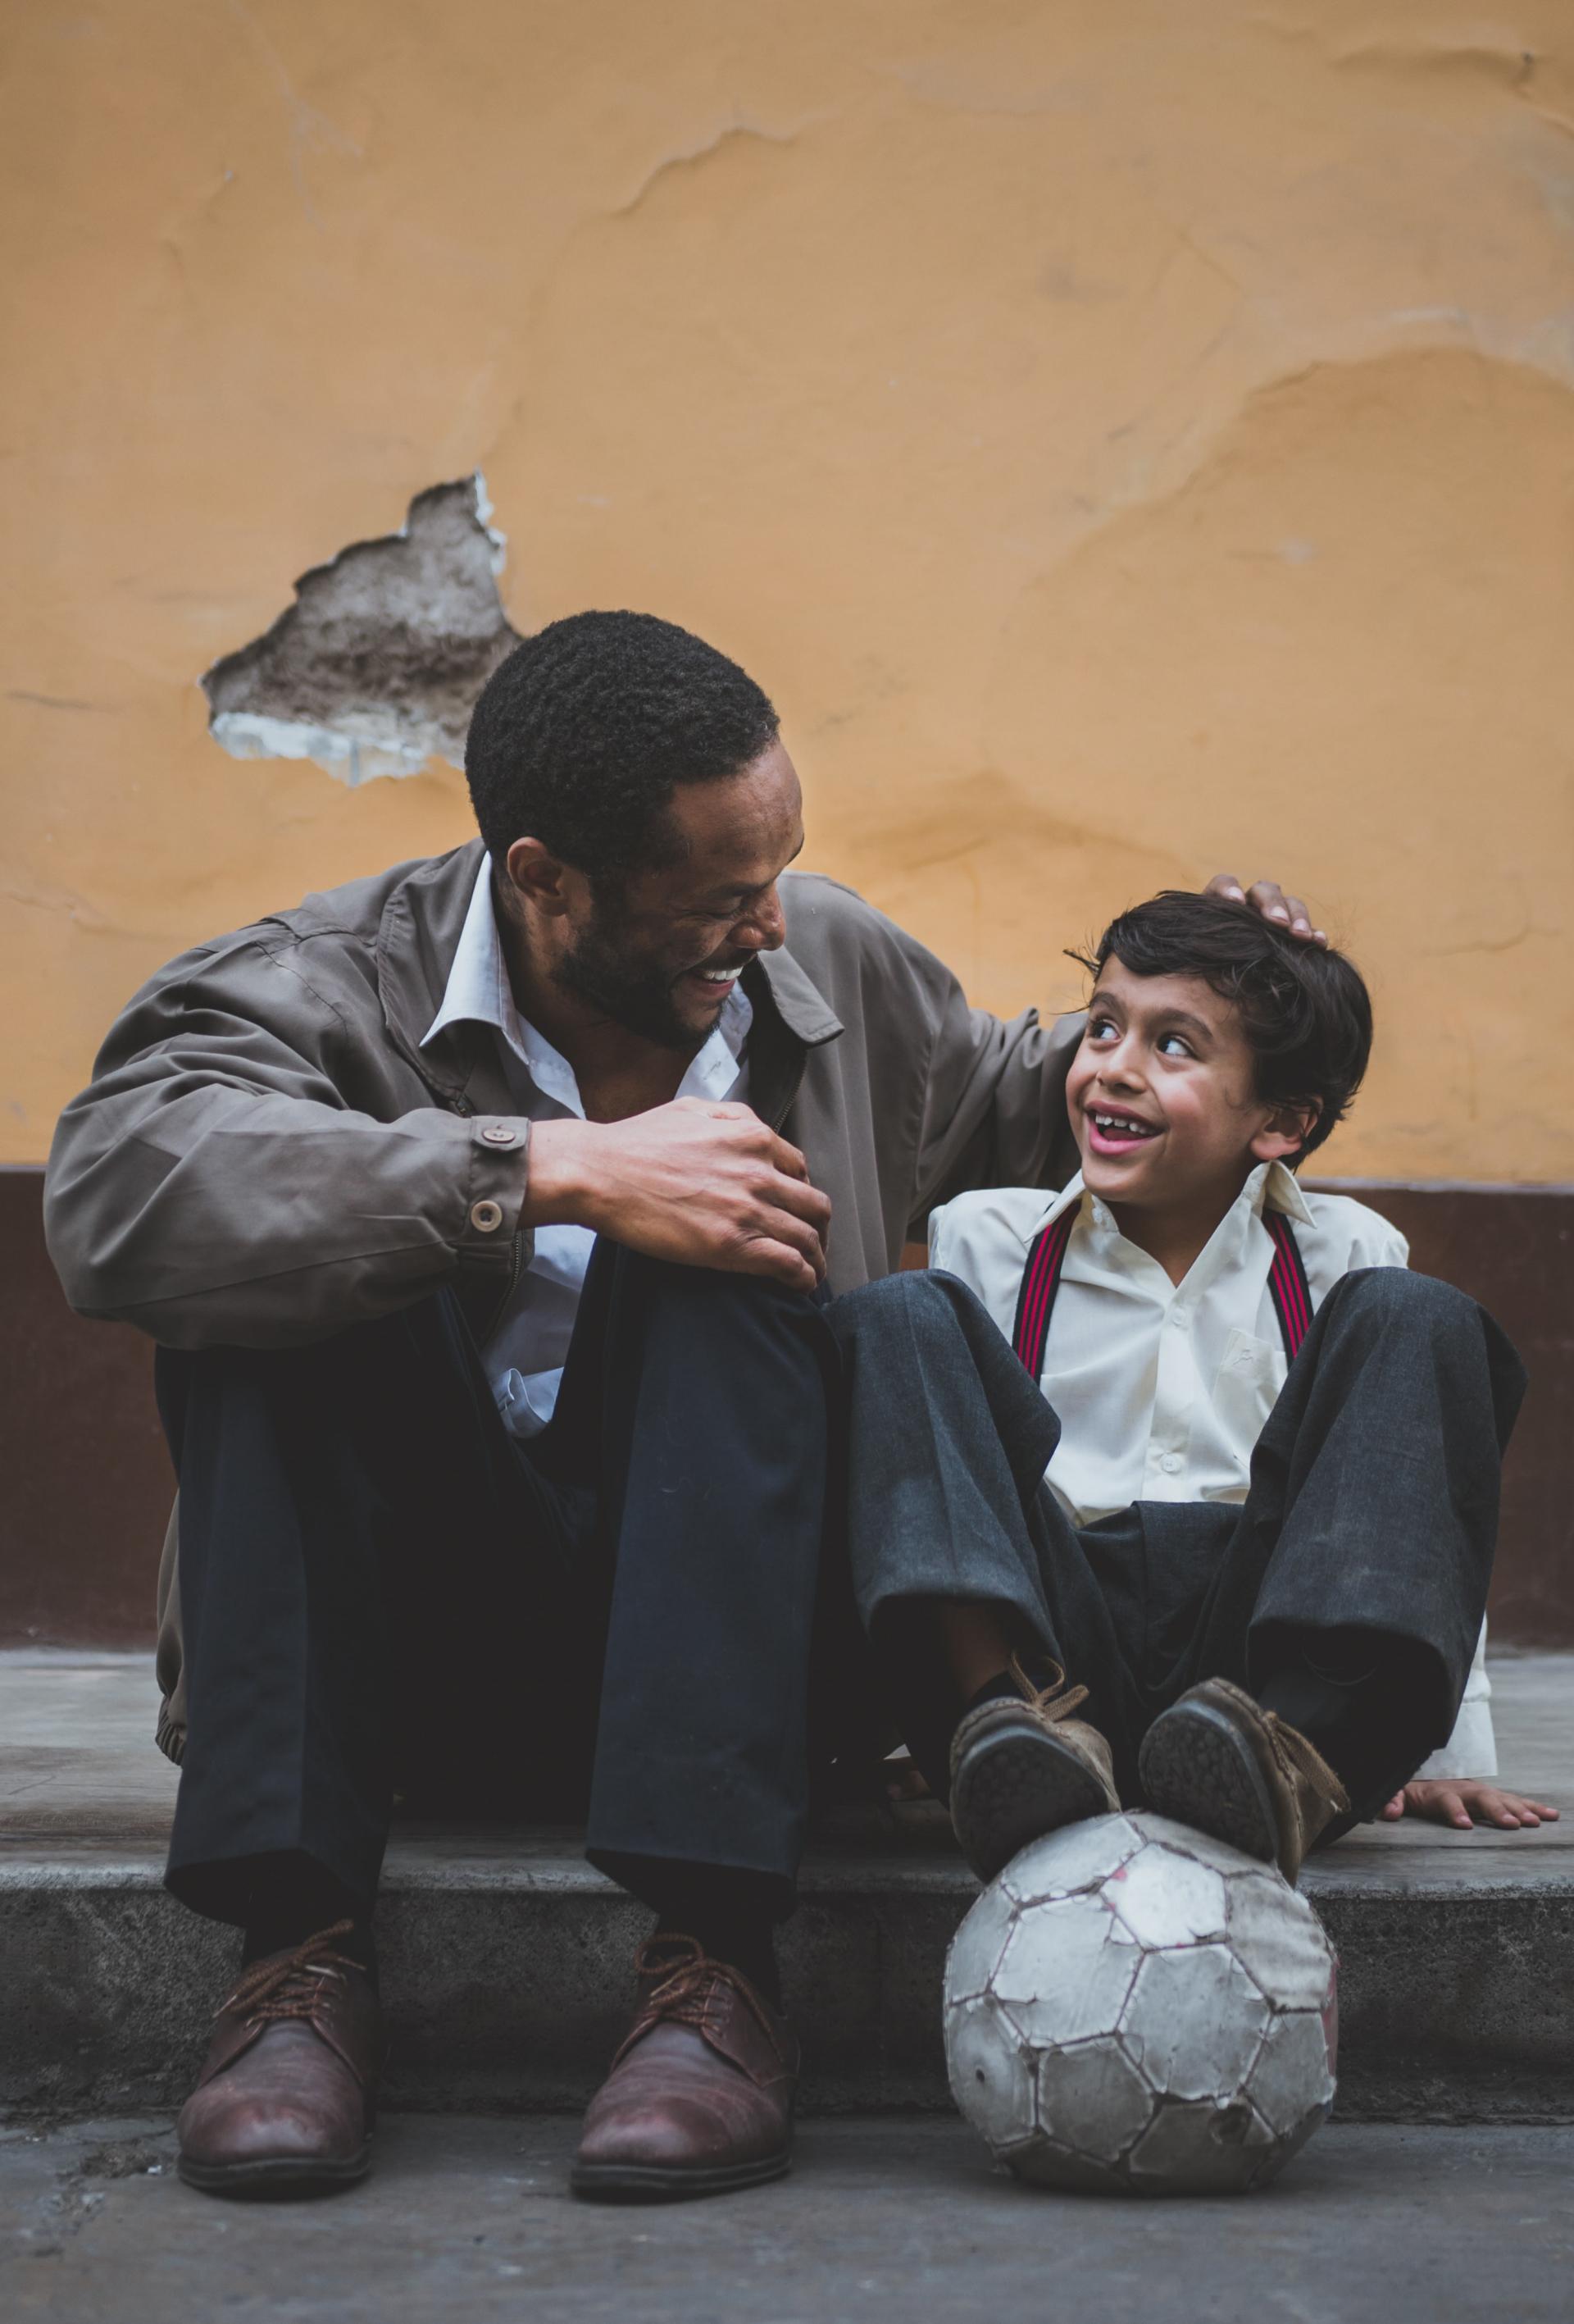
[176,1924,384,2196]
[571,1936,798,2203]
[949,1662,1121,1883]
[1139,1676,1352,1884]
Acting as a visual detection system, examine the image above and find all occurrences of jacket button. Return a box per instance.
[480,1125,517,1146]
[470,1199,504,1233]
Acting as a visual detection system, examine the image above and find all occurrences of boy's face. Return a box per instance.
[1066,958,1309,1216]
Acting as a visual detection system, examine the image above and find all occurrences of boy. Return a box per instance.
[830,891,1553,1882]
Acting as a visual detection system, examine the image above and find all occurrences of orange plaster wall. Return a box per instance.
[3,1,1572,1179]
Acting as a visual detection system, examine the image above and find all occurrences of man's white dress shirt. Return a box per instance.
[421,861,751,1437]
[929,1161,1493,1777]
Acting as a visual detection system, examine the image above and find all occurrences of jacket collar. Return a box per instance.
[748,937,843,1046]
[375,839,844,1106]
[376,840,491,1100]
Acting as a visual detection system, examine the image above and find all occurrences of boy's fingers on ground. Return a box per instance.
[1381,1793,1405,1819]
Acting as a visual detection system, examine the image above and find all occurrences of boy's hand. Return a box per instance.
[1379,1779,1560,1831]
[1205,874,1326,946]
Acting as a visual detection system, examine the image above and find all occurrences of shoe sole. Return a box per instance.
[570,2151,791,2203]
[952,1722,1115,1884]
[176,2146,371,2199]
[1139,1700,1281,1867]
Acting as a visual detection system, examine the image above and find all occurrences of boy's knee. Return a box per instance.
[1322,1266,1478,1337]
[827,1265,972,1351]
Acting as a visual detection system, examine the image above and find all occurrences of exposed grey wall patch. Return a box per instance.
[202,475,520,786]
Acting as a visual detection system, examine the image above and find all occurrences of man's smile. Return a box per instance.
[678,952,753,1005]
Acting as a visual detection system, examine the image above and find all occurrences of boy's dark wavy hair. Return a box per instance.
[1071,891,1373,1163]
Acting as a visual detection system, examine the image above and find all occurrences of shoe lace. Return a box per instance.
[218,1921,359,2029]
[1261,1711,1352,1814]
[1008,1654,1091,1725]
[631,1934,778,2044]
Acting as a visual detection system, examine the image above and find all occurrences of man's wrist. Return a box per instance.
[522,1117,598,1228]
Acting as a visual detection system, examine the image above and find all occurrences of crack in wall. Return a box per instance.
[202,475,520,787]
[608,121,801,220]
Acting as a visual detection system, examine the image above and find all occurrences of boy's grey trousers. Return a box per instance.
[826,1266,1526,1820]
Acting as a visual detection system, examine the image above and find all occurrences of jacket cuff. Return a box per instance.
[458,1116,533,1258]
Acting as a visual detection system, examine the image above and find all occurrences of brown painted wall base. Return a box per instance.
[5,1169,1572,1648]
[2,1169,170,1646]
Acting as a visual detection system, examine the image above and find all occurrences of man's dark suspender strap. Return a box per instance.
[1011,1201,1312,1379]
[1011,1206,1076,1381]
[1264,1210,1313,1361]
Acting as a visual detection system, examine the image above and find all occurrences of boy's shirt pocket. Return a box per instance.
[1210,1328,1289,1476]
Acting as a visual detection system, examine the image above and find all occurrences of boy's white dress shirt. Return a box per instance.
[421,860,751,1437]
[928,1161,1493,1779]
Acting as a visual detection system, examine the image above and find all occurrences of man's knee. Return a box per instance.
[620,1247,817,1321]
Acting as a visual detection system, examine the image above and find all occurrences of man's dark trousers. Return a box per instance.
[828,1265,1526,1819]
[157,1246,860,1930]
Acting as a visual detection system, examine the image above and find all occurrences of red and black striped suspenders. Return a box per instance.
[1010,1203,1312,1380]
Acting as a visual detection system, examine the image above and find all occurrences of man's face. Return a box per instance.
[547,741,804,1054]
[1065,958,1304,1217]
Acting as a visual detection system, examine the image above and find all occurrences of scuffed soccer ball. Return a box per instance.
[944,1811,1337,2195]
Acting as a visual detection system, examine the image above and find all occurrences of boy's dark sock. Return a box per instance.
[1258,1624,1380,1732]
[1257,1665,1369,1743]
[962,1670,1025,1717]
[958,1653,1062,1724]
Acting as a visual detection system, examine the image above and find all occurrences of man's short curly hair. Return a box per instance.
[1072,891,1373,1162]
[465,610,780,881]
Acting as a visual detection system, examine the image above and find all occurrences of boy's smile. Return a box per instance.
[1067,959,1312,1277]
[1085,1104,1162,1155]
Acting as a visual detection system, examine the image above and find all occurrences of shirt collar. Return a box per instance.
[420,855,513,1051]
[1260,1158,1314,1226]
[420,859,752,1114]
[1026,1155,1314,1246]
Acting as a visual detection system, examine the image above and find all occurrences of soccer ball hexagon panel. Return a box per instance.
[943,1811,1337,2196]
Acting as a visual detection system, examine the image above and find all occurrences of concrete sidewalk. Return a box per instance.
[2,2116,1572,2324]
[2,1653,1570,2122]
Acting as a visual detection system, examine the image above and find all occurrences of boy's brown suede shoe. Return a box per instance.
[948,1663,1121,1883]
[571,1937,798,2203]
[1138,1676,1352,1884]
[176,1924,383,2195]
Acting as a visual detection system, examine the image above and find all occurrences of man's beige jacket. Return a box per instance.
[44,841,1081,1757]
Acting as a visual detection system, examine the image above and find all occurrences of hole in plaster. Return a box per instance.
[201,475,521,786]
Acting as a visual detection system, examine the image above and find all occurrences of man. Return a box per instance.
[45,609,1317,2202]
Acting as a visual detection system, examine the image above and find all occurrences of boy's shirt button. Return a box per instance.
[1159,1452,1183,1474]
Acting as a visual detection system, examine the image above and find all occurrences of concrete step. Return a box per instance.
[2,1655,1571,2124]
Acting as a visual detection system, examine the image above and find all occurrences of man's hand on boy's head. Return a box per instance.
[1380,1779,1560,1831]
[1205,874,1326,946]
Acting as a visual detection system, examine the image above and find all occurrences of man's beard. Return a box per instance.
[553,914,711,1055]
